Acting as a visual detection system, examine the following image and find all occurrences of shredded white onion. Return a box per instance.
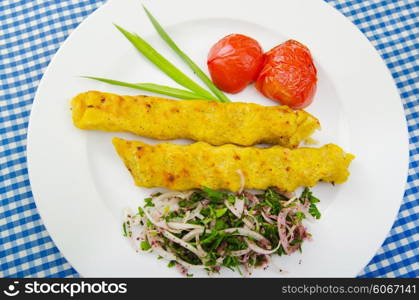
[242,217,255,230]
[216,256,224,265]
[231,249,251,256]
[125,217,147,252]
[154,191,189,203]
[234,198,245,216]
[261,210,275,224]
[224,199,244,218]
[182,228,204,242]
[236,169,245,194]
[195,234,207,258]
[181,211,191,223]
[143,208,181,233]
[283,197,298,207]
[167,222,204,230]
[244,212,260,231]
[195,213,205,220]
[245,239,281,255]
[183,203,203,222]
[161,230,207,259]
[222,227,268,242]
[143,208,167,228]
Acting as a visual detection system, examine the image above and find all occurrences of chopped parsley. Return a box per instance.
[123,187,322,276]
[140,241,151,251]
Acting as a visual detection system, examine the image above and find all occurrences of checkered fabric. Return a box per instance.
[0,0,417,278]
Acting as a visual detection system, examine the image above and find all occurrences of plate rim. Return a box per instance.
[26,0,409,277]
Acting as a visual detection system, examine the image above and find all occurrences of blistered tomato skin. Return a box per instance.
[207,34,264,94]
[256,40,317,109]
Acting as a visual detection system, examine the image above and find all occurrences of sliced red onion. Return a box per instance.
[287,244,301,254]
[287,200,315,222]
[277,210,291,254]
[244,191,259,205]
[124,186,318,275]
[216,241,227,256]
[261,211,275,224]
[262,206,277,219]
[238,251,252,263]
[274,188,295,200]
[298,225,310,240]
[286,225,297,241]
[258,238,272,250]
[263,206,271,213]
[175,263,188,276]
[145,230,163,248]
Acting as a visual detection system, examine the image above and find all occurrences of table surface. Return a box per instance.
[0,0,417,278]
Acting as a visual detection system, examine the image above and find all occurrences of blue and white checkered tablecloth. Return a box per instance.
[0,0,417,278]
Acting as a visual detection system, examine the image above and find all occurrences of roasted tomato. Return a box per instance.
[256,40,317,109]
[207,34,264,94]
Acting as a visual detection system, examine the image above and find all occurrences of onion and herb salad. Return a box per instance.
[123,181,321,276]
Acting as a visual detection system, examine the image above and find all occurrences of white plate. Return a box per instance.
[27,0,408,277]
